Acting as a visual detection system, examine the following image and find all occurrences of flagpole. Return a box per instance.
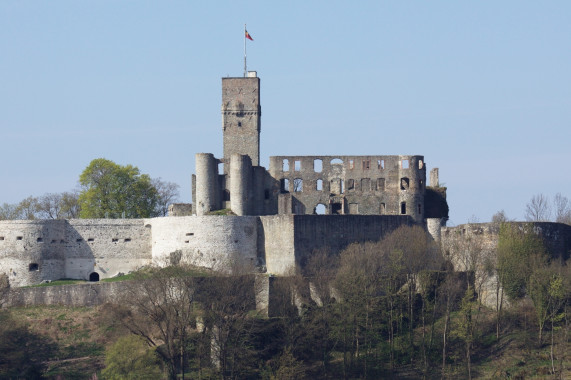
[244,24,247,77]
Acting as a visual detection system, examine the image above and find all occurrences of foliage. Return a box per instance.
[424,186,449,219]
[101,334,163,380]
[497,223,546,301]
[78,158,159,218]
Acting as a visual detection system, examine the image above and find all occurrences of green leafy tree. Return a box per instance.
[78,158,159,218]
[497,223,546,301]
[102,334,163,380]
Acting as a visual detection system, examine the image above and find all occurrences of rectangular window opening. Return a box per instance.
[112,238,119,242]
[37,238,43,243]
[282,159,289,172]
[378,160,385,169]
[362,160,370,170]
[29,263,39,271]
[347,179,355,190]
[16,236,23,241]
[124,238,131,242]
[349,160,354,169]
[88,238,94,242]
[316,179,323,191]
[380,203,386,214]
[313,159,323,173]
[294,160,301,171]
[401,202,407,215]
[401,159,409,169]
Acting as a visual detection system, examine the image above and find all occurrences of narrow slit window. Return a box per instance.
[401,202,407,214]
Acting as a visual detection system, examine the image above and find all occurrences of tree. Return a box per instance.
[0,203,19,220]
[152,178,180,217]
[491,210,509,224]
[16,196,39,220]
[102,334,163,380]
[525,194,551,222]
[78,158,159,218]
[553,193,571,224]
[114,266,198,380]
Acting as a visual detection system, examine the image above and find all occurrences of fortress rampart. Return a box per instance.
[0,214,416,287]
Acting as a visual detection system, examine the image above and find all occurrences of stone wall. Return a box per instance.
[268,155,426,221]
[149,216,259,272]
[293,215,414,267]
[440,222,571,307]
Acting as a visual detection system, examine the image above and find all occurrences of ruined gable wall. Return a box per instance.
[150,216,259,272]
[268,155,426,221]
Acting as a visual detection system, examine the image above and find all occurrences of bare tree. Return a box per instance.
[114,266,198,380]
[525,194,551,222]
[553,193,571,224]
[491,210,509,224]
[15,196,39,220]
[36,193,65,219]
[152,178,180,216]
[0,203,19,220]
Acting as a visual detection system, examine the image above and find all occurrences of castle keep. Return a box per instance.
[0,72,446,287]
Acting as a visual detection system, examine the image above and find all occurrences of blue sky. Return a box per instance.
[1,1,569,224]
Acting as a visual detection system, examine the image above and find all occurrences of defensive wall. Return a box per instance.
[0,214,416,287]
[441,222,571,307]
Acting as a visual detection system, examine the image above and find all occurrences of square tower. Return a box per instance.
[222,73,261,168]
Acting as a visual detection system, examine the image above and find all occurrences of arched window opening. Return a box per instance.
[89,272,100,282]
[330,158,343,165]
[314,159,323,172]
[281,178,290,193]
[315,204,326,215]
[293,178,303,192]
[316,179,323,191]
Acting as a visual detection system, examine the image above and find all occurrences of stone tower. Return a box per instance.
[222,72,261,169]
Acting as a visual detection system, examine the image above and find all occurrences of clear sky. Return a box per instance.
[1,1,569,225]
